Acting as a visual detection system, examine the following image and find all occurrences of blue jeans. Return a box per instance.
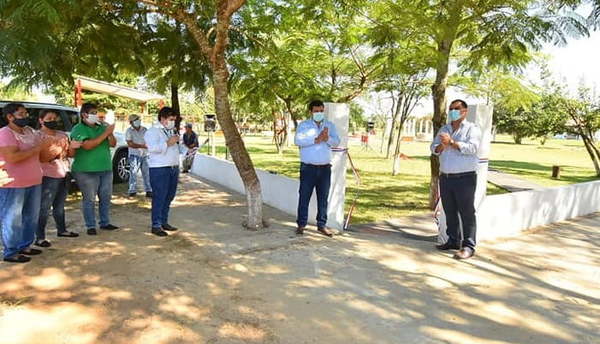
[297,163,331,228]
[37,176,68,240]
[149,166,179,228]
[0,185,42,258]
[440,172,478,249]
[128,155,152,193]
[73,171,113,229]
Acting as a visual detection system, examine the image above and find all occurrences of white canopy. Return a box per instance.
[74,75,163,103]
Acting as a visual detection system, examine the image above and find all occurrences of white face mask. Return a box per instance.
[86,114,99,125]
[313,112,325,122]
[165,120,175,130]
[133,120,141,128]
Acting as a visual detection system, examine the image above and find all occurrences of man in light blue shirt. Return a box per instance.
[294,100,340,237]
[430,99,481,260]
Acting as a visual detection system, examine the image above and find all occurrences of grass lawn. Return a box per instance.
[203,133,598,224]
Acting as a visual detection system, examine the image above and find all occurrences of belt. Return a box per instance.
[440,171,476,178]
[151,165,179,169]
[301,163,331,168]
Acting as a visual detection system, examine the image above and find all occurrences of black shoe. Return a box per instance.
[3,254,31,263]
[87,228,97,235]
[58,231,79,238]
[145,192,153,198]
[296,226,305,235]
[100,224,119,230]
[162,224,178,231]
[436,241,460,250]
[128,192,137,197]
[19,248,42,256]
[151,228,168,237]
[34,240,52,248]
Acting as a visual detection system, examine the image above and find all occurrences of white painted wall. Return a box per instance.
[324,103,350,230]
[190,154,319,222]
[477,180,600,241]
[191,153,600,240]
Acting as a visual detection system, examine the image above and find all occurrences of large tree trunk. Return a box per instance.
[429,38,453,209]
[581,134,600,176]
[212,57,263,229]
[173,0,262,229]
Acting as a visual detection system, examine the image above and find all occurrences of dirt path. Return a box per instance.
[0,175,598,344]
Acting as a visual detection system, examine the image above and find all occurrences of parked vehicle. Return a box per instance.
[0,100,130,183]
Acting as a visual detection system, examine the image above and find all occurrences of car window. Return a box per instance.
[65,111,80,128]
[27,108,42,129]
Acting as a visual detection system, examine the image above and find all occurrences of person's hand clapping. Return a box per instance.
[70,140,82,149]
[439,133,451,146]
[105,123,116,135]
[315,127,329,144]
[0,161,14,186]
[167,135,179,146]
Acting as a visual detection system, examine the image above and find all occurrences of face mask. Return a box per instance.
[43,120,59,130]
[133,120,141,128]
[448,110,462,122]
[13,118,29,128]
[86,114,99,125]
[313,112,325,122]
[165,120,175,129]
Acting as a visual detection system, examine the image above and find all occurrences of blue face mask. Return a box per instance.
[448,109,462,122]
[313,112,325,122]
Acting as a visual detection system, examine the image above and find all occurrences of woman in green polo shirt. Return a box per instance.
[70,103,119,235]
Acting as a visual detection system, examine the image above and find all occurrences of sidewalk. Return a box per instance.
[487,168,544,192]
[0,174,598,344]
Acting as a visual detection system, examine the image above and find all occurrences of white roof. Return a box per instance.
[74,75,163,103]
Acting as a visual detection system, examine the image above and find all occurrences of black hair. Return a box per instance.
[39,109,59,119]
[2,102,25,119]
[158,107,175,121]
[450,99,468,109]
[308,100,325,112]
[80,102,97,116]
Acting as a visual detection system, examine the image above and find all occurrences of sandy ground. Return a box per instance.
[0,174,599,344]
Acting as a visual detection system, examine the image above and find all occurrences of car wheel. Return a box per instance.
[113,149,130,183]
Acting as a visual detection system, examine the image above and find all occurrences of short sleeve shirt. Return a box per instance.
[39,130,70,178]
[70,123,112,173]
[125,126,148,156]
[183,132,198,148]
[0,126,43,188]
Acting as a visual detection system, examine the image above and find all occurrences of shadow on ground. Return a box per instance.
[0,175,598,344]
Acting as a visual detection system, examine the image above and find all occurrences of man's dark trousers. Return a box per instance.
[297,163,331,228]
[149,166,179,228]
[439,172,477,249]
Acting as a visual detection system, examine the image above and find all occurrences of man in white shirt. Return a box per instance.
[144,107,180,237]
[125,114,152,198]
[430,99,481,260]
[294,100,340,237]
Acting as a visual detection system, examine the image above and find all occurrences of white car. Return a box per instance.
[0,100,130,183]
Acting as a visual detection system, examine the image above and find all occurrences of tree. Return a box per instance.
[563,85,600,176]
[374,0,588,207]
[0,0,266,229]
